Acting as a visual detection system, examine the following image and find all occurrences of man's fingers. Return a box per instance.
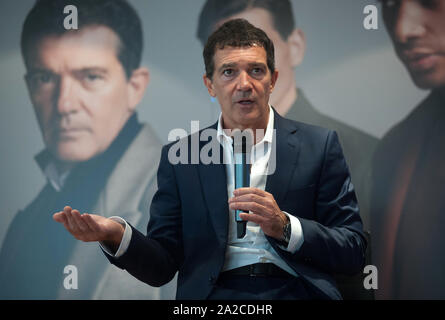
[239,212,263,225]
[233,187,266,197]
[55,208,120,244]
[53,211,66,223]
[64,209,75,231]
[65,209,82,234]
[62,206,74,230]
[53,212,70,230]
[82,214,102,234]
[71,210,90,232]
[53,207,103,242]
[229,201,266,216]
[229,193,268,207]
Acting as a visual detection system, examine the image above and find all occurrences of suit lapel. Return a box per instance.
[265,110,300,205]
[197,123,229,247]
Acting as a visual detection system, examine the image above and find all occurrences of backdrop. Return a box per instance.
[0,0,428,287]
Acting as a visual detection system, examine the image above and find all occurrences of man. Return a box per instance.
[0,0,175,299]
[54,19,366,300]
[371,0,445,299]
[197,0,378,231]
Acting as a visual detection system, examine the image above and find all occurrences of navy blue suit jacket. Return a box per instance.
[107,110,366,299]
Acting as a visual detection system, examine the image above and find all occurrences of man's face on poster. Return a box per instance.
[381,0,445,89]
[24,26,139,164]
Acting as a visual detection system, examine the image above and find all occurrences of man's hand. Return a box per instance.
[53,206,125,252]
[228,188,288,240]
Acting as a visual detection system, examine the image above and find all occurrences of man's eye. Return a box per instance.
[34,73,53,84]
[380,0,398,8]
[84,73,102,82]
[38,74,52,83]
[27,72,56,88]
[223,69,233,76]
[252,68,264,74]
[420,0,439,10]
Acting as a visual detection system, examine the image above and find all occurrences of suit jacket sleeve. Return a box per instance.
[104,145,183,287]
[276,130,366,275]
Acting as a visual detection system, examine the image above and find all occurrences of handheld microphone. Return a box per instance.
[233,133,252,239]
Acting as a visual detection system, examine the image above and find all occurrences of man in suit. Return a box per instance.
[371,0,445,299]
[54,19,366,300]
[196,0,378,231]
[0,0,175,299]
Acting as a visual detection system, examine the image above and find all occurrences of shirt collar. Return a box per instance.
[216,105,274,146]
[44,162,71,192]
[35,150,70,192]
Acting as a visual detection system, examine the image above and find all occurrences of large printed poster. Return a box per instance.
[0,0,441,300]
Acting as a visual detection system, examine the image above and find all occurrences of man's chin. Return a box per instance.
[52,144,98,163]
[235,114,260,126]
[410,70,445,90]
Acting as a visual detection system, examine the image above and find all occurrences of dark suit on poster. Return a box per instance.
[107,109,367,300]
[285,90,378,230]
[371,90,445,299]
[0,114,176,300]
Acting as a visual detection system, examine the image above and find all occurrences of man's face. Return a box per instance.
[381,0,445,89]
[25,26,137,163]
[216,8,303,108]
[204,45,278,130]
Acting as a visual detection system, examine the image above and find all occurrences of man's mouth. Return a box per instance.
[236,99,254,105]
[400,50,439,73]
[54,126,89,140]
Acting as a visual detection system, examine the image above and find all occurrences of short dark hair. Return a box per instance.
[197,0,295,46]
[203,19,275,79]
[21,0,143,78]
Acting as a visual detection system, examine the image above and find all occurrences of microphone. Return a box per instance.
[233,132,252,239]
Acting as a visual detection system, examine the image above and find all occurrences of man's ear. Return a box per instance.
[127,67,150,112]
[287,28,306,67]
[270,70,279,93]
[203,74,216,97]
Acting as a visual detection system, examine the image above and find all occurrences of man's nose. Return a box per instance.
[55,76,78,114]
[392,0,426,44]
[236,71,253,92]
